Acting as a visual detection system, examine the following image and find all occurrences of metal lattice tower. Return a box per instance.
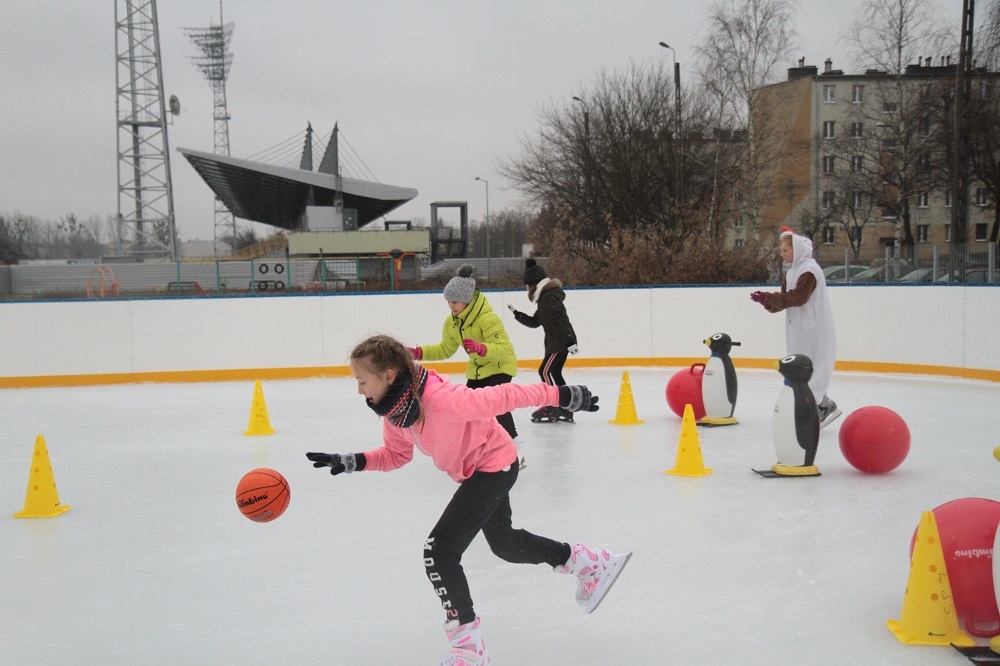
[183,3,236,256]
[114,0,178,261]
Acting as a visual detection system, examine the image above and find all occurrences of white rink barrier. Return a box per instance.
[0,284,996,387]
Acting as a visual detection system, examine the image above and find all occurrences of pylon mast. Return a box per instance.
[114,0,178,261]
[183,2,236,256]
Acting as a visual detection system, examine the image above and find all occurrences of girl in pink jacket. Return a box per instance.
[307,334,631,666]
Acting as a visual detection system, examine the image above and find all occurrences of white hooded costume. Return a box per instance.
[781,232,837,403]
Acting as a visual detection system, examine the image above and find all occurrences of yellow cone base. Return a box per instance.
[770,463,820,477]
[14,435,71,518]
[698,416,738,427]
[990,635,1000,654]
[244,379,276,436]
[608,371,644,425]
[666,404,713,477]
[887,510,975,647]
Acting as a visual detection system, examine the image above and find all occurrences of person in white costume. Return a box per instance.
[751,228,841,428]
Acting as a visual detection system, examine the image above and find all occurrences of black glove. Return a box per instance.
[558,385,600,412]
[306,451,367,475]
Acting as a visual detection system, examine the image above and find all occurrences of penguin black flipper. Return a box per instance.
[793,385,820,466]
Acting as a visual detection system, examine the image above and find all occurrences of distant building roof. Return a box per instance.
[178,147,418,230]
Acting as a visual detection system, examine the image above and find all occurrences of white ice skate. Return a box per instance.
[439,616,490,666]
[556,544,633,613]
[818,396,842,429]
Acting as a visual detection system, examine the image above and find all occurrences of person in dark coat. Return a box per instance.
[508,259,580,422]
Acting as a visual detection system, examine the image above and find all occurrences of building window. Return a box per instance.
[944,189,952,207]
[822,120,836,138]
[852,84,865,103]
[881,137,897,150]
[733,238,744,249]
[916,153,930,171]
[851,155,863,172]
[945,224,952,242]
[823,226,836,244]
[917,191,929,208]
[823,85,837,103]
[822,191,835,209]
[976,223,988,241]
[919,118,930,136]
[976,188,989,206]
[851,191,863,209]
[852,227,863,244]
[734,217,744,229]
[851,122,864,138]
[881,206,897,219]
[822,155,836,173]
[916,224,929,242]
[883,101,899,113]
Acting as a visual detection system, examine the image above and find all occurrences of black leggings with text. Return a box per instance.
[423,464,570,625]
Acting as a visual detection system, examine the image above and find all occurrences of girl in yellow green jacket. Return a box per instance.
[408,264,523,464]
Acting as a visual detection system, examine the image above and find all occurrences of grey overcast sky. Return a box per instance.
[0,0,953,242]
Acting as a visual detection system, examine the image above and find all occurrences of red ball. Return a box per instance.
[236,468,290,523]
[909,498,1000,637]
[666,363,706,420]
[837,406,910,473]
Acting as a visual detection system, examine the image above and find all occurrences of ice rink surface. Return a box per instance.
[1,367,998,665]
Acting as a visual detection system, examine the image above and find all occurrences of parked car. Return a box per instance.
[851,265,892,283]
[822,264,868,283]
[899,267,940,283]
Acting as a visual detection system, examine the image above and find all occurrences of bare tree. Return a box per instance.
[841,0,956,249]
[696,0,800,237]
[969,0,1000,241]
[846,0,952,75]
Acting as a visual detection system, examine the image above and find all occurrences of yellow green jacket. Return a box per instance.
[420,290,518,380]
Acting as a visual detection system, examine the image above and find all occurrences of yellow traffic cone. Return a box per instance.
[666,404,713,477]
[14,435,71,518]
[886,510,974,646]
[608,371,644,425]
[244,380,276,436]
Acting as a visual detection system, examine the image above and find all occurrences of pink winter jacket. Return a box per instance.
[361,369,561,482]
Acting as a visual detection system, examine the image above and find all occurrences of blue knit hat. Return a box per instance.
[443,264,476,303]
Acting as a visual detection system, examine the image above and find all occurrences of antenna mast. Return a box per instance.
[114,0,178,261]
[183,2,236,256]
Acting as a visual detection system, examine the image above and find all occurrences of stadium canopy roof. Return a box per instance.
[177,147,418,230]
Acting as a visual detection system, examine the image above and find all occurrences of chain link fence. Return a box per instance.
[814,242,998,284]
[0,255,535,299]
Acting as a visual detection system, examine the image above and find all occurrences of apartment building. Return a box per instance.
[752,57,997,265]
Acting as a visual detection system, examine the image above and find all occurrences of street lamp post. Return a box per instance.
[659,41,683,226]
[475,176,490,281]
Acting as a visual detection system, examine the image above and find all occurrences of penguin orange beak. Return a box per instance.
[703,338,712,346]
[773,360,781,370]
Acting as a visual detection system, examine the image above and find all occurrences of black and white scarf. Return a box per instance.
[365,366,428,428]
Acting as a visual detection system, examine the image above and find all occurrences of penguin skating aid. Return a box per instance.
[699,333,740,427]
[753,354,821,478]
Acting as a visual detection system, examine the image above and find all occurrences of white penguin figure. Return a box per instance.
[770,354,821,476]
[700,332,740,427]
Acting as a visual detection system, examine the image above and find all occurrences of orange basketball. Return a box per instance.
[236,468,290,523]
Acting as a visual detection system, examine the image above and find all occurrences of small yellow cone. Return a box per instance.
[244,380,276,436]
[886,510,974,646]
[608,371,644,425]
[666,404,713,477]
[14,435,71,518]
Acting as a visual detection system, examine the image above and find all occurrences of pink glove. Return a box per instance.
[463,338,487,356]
[406,346,423,361]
